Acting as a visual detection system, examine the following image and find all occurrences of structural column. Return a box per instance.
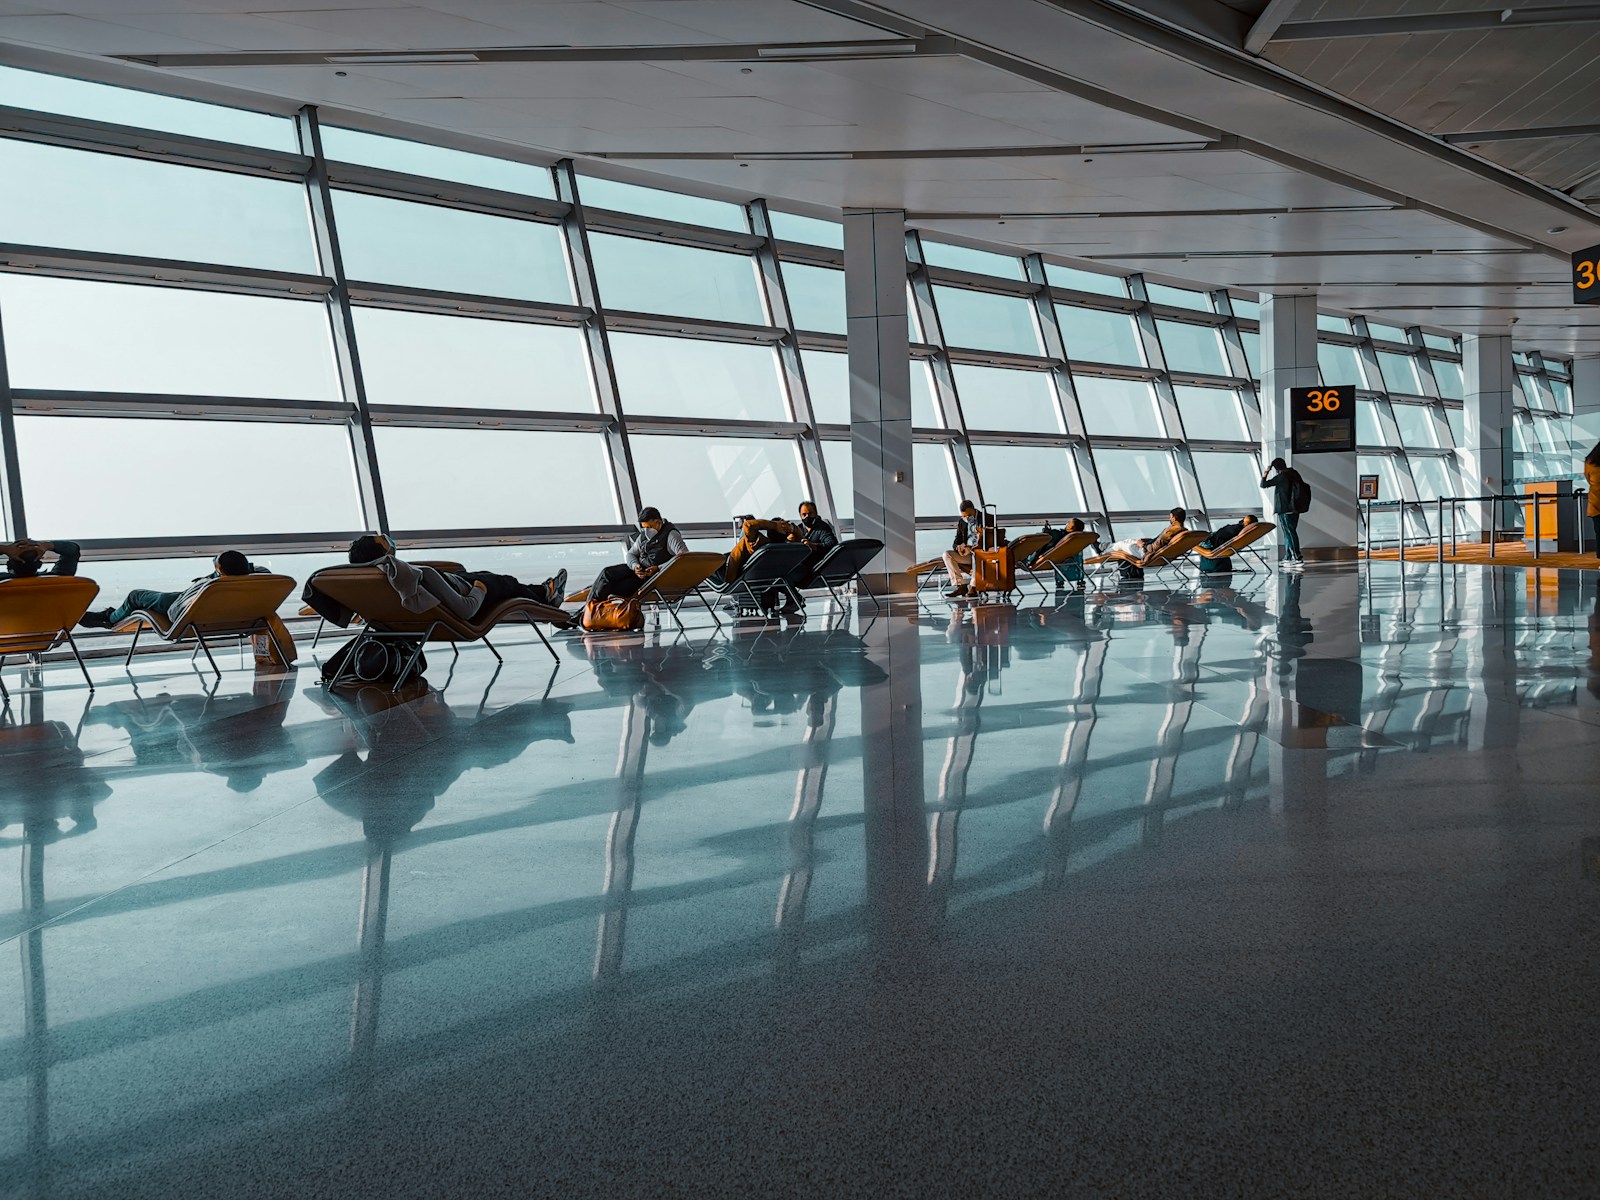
[1463,333,1514,539]
[1572,357,1600,460]
[845,208,915,591]
[1261,293,1356,559]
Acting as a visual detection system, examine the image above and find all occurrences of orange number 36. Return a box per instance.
[1578,260,1598,290]
[1306,388,1342,412]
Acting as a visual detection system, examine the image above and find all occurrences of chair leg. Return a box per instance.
[311,618,325,649]
[857,573,883,613]
[0,656,8,701]
[480,634,504,664]
[522,614,558,663]
[695,586,723,631]
[62,630,95,692]
[194,632,221,678]
[124,624,143,669]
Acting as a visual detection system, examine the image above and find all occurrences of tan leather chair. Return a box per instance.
[1017,530,1101,595]
[632,552,727,632]
[302,560,465,647]
[1085,529,1210,582]
[307,566,568,690]
[116,574,296,677]
[0,575,101,694]
[1189,522,1277,574]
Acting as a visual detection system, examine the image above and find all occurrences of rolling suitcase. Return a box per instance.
[969,503,1014,595]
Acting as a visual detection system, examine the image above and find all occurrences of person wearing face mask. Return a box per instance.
[789,500,838,556]
[587,507,690,603]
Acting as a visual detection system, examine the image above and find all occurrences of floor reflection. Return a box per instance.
[3,563,1600,1195]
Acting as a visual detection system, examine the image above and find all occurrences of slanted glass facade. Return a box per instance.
[0,64,1576,571]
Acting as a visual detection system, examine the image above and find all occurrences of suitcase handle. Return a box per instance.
[980,502,999,550]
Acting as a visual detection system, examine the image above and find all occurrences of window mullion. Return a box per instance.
[553,159,638,526]
[0,300,25,539]
[297,105,389,536]
[1024,253,1106,525]
[907,230,982,506]
[1130,274,1202,521]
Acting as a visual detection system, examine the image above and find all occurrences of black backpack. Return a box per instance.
[1293,477,1313,513]
[321,637,428,687]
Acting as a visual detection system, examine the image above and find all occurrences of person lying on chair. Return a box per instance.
[1195,514,1260,576]
[348,535,568,614]
[79,550,261,628]
[943,500,998,599]
[587,506,689,603]
[1,539,81,582]
[1105,508,1187,564]
[716,517,793,586]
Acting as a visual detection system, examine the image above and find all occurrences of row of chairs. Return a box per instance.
[0,538,889,695]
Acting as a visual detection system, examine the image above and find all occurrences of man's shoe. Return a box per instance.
[944,585,968,598]
[546,568,568,603]
[77,609,113,629]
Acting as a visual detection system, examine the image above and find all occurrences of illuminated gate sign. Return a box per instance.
[1290,384,1355,454]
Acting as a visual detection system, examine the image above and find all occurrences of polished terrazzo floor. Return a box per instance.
[4,563,1600,1198]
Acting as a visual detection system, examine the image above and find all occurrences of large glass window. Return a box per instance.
[591,234,765,324]
[1317,343,1365,389]
[1444,406,1465,447]
[923,242,1022,280]
[1239,330,1261,380]
[820,439,853,519]
[1191,451,1260,509]
[1057,306,1144,366]
[915,443,961,515]
[1094,447,1180,511]
[933,286,1040,356]
[0,65,295,149]
[970,445,1082,513]
[1357,454,1405,503]
[1045,263,1127,297]
[0,139,315,272]
[1433,359,1464,401]
[1357,399,1384,445]
[800,350,938,426]
[334,191,571,302]
[376,428,614,529]
[630,435,802,523]
[1147,284,1212,312]
[353,309,593,411]
[1074,375,1165,439]
[324,127,554,197]
[782,262,845,335]
[1173,386,1249,442]
[769,211,842,249]
[1390,402,1437,448]
[611,334,786,422]
[16,416,360,538]
[953,365,1062,433]
[1377,351,1422,395]
[1409,456,1457,501]
[576,176,745,231]
[1157,320,1228,376]
[1,276,338,400]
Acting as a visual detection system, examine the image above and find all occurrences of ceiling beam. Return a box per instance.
[1243,0,1305,54]
[908,203,1406,219]
[589,139,1227,161]
[1275,6,1600,42]
[1443,123,1600,145]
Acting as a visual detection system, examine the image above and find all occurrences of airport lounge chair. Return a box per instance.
[1186,522,1277,575]
[306,565,569,690]
[1017,530,1102,595]
[633,551,728,632]
[912,531,1046,599]
[799,538,885,612]
[0,575,101,695]
[1084,529,1210,583]
[117,574,297,677]
[705,543,814,617]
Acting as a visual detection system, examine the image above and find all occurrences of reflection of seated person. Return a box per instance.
[588,506,688,602]
[0,539,81,582]
[78,550,260,629]
[1105,508,1188,563]
[1195,514,1260,576]
[943,499,997,599]
[348,535,567,614]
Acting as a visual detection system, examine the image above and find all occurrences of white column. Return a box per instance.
[1573,357,1600,460]
[1463,334,1514,539]
[845,208,916,591]
[1262,294,1357,560]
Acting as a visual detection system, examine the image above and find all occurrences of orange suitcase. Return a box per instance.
[969,503,1014,594]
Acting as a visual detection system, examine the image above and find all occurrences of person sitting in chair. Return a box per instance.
[1106,508,1188,564]
[1,539,81,582]
[588,506,689,603]
[1196,514,1260,576]
[79,550,261,628]
[1051,518,1099,590]
[789,500,837,554]
[348,535,567,614]
[943,499,998,599]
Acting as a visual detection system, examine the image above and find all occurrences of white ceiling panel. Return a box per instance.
[608,0,902,42]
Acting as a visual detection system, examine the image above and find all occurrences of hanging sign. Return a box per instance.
[1290,384,1355,454]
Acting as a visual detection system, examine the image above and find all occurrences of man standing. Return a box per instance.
[1260,458,1306,567]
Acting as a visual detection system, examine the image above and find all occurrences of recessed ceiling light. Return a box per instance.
[1548,225,1568,233]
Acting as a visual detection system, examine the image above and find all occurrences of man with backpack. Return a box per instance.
[1261,458,1309,567]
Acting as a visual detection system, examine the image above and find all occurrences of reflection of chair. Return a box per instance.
[308,566,567,690]
[1018,531,1101,595]
[1188,522,1277,574]
[0,576,101,694]
[117,574,297,677]
[706,543,814,616]
[634,552,726,632]
[1085,530,1210,582]
[799,538,885,612]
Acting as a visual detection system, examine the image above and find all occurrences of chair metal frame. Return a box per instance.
[801,538,886,614]
[0,576,102,696]
[118,574,297,679]
[1182,522,1278,577]
[633,551,728,633]
[1016,531,1102,597]
[1084,530,1211,584]
[705,543,815,618]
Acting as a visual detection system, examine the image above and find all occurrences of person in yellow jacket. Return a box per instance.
[1585,441,1600,558]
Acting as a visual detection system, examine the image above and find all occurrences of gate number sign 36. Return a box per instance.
[1572,245,1600,304]
[1304,388,1341,412]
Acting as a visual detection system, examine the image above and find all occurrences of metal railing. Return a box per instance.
[1361,489,1590,564]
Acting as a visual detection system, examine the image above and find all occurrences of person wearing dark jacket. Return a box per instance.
[1261,459,1305,567]
[1196,514,1260,576]
[0,539,81,581]
[588,507,689,602]
[790,501,838,553]
[943,500,997,598]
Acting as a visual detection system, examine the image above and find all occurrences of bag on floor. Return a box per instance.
[582,595,643,632]
[250,614,297,668]
[1117,560,1145,581]
[320,637,427,686]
